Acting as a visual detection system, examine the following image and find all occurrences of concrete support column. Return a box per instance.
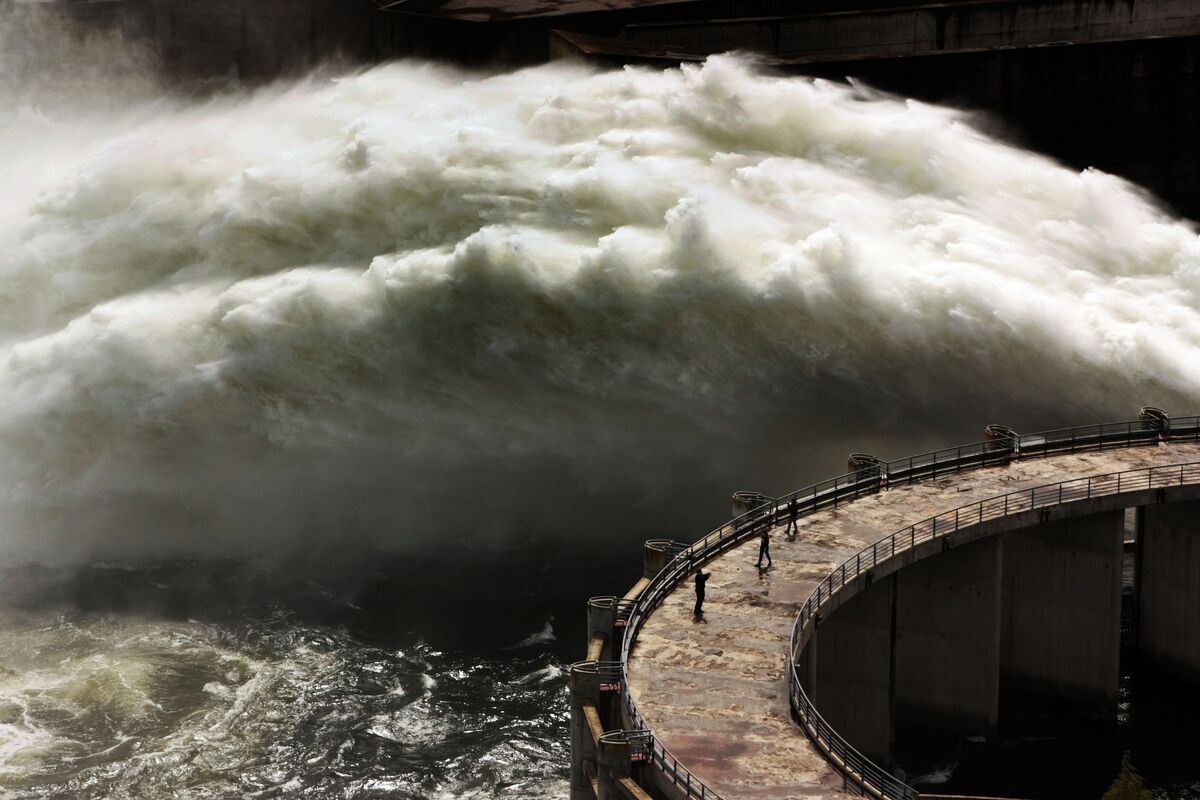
[894,536,1002,737]
[570,663,602,800]
[596,733,631,800]
[1001,510,1123,708]
[731,491,772,518]
[810,575,895,764]
[643,541,682,579]
[1139,499,1200,680]
[587,597,615,663]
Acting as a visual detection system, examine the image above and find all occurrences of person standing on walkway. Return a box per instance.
[786,498,800,540]
[756,528,772,569]
[693,570,710,617]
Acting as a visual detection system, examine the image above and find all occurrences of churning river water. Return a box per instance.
[4,8,1200,799]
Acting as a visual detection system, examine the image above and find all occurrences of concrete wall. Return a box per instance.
[1139,499,1200,680]
[810,574,895,764]
[894,536,1002,736]
[621,0,1200,58]
[1000,510,1123,707]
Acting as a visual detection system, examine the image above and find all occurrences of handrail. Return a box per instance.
[788,459,1200,800]
[614,413,1200,800]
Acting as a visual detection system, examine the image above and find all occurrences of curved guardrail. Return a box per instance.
[614,411,1200,800]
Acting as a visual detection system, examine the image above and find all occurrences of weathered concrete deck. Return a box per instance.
[626,441,1200,799]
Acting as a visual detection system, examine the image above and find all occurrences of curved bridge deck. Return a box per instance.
[626,441,1200,799]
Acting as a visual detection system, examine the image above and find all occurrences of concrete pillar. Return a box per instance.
[596,732,632,800]
[1001,510,1123,708]
[1139,500,1200,680]
[894,536,1002,737]
[587,597,616,663]
[810,575,895,764]
[570,663,602,800]
[644,540,684,579]
[731,491,772,518]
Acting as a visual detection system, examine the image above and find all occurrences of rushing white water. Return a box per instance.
[2,16,1200,565]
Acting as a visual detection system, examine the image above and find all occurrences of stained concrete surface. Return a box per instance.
[626,442,1200,799]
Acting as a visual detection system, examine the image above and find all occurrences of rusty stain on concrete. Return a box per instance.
[626,442,1200,799]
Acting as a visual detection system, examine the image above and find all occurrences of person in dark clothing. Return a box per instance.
[756,528,772,568]
[786,498,800,540]
[693,570,710,617]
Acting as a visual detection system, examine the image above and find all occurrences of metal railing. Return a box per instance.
[613,413,1200,800]
[788,460,1200,800]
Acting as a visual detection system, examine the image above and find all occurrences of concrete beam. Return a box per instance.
[620,0,1200,59]
[1000,510,1123,708]
[1139,499,1200,680]
[809,574,895,765]
[894,536,1002,737]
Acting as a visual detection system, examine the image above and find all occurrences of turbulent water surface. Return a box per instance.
[3,8,1200,799]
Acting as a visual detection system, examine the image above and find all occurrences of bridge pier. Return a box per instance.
[1000,510,1124,708]
[1139,499,1200,680]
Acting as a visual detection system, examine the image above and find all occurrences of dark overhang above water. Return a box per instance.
[375,0,708,22]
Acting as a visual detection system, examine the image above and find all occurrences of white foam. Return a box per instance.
[0,40,1197,562]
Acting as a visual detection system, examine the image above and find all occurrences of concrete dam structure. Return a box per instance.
[571,409,1200,799]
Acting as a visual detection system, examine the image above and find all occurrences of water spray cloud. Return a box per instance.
[1,22,1198,562]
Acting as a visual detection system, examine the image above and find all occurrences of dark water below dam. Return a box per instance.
[902,547,1200,800]
[901,671,1200,800]
[0,555,591,799]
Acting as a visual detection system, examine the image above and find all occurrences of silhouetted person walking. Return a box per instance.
[786,498,800,540]
[693,570,710,617]
[756,528,772,568]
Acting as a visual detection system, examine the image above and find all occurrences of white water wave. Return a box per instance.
[0,25,1197,563]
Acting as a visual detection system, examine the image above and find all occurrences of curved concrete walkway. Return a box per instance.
[625,441,1200,800]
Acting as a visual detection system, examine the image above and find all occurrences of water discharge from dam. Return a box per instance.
[3,10,1200,798]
